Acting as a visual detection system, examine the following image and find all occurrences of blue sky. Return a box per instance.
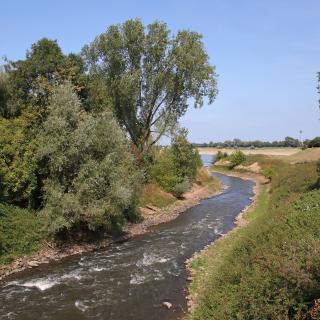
[1,0,319,142]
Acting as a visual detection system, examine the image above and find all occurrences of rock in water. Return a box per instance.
[163,301,172,309]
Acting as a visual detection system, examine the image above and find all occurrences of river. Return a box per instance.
[0,171,254,320]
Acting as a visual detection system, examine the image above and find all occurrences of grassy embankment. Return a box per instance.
[0,167,219,267]
[187,154,320,319]
[139,167,220,209]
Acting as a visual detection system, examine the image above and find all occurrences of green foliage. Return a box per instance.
[4,38,87,118]
[82,19,218,154]
[0,71,9,118]
[215,150,228,162]
[150,131,201,196]
[261,166,276,180]
[308,136,320,148]
[0,114,39,207]
[229,150,246,168]
[171,129,202,182]
[150,149,181,193]
[0,203,47,264]
[37,83,142,233]
[188,161,320,320]
[172,178,190,198]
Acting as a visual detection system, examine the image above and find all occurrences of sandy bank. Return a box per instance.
[197,147,300,156]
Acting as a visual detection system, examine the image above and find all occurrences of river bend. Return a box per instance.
[0,173,254,320]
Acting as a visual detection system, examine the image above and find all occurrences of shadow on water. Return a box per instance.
[0,173,254,320]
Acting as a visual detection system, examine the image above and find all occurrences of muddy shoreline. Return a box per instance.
[185,169,269,312]
[0,176,222,282]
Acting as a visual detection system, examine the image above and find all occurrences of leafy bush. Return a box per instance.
[150,130,201,198]
[0,114,39,207]
[308,136,320,148]
[215,150,227,162]
[150,148,181,193]
[172,178,190,198]
[229,150,246,168]
[37,83,142,233]
[0,203,47,264]
[171,130,202,182]
[261,166,276,180]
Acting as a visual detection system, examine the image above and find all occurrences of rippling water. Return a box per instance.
[0,173,254,320]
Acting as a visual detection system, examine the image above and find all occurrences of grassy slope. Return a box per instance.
[187,158,320,320]
[139,183,176,208]
[139,167,220,210]
[194,167,221,193]
[282,147,320,163]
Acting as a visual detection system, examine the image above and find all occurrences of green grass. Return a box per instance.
[244,185,269,222]
[0,203,48,265]
[187,159,320,320]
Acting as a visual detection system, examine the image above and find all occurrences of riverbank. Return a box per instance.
[185,159,320,319]
[0,169,221,281]
[185,168,268,312]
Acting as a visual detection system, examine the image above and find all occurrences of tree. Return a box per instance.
[37,82,141,233]
[0,70,9,117]
[171,129,202,182]
[284,136,300,148]
[308,137,320,148]
[4,38,86,118]
[0,114,39,207]
[150,129,201,195]
[229,151,246,168]
[82,19,218,156]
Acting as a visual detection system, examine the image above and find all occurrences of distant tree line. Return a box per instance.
[193,136,312,148]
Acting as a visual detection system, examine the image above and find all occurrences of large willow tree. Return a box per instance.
[82,19,218,156]
[37,83,141,233]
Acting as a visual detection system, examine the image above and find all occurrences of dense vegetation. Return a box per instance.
[188,157,320,319]
[0,20,217,264]
[308,136,320,148]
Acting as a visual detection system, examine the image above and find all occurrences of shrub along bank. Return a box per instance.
[187,157,320,320]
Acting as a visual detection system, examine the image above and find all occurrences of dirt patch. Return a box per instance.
[235,162,261,173]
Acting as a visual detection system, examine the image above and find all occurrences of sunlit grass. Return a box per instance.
[187,159,320,319]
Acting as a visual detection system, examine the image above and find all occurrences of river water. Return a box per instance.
[0,172,254,320]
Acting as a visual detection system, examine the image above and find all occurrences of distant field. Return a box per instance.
[197,147,300,156]
[282,147,320,162]
[198,147,320,163]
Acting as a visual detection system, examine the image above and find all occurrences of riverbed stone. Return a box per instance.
[163,301,172,309]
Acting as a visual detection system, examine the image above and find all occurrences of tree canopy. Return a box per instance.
[82,19,218,156]
[3,38,86,118]
[37,83,141,233]
[0,20,216,236]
